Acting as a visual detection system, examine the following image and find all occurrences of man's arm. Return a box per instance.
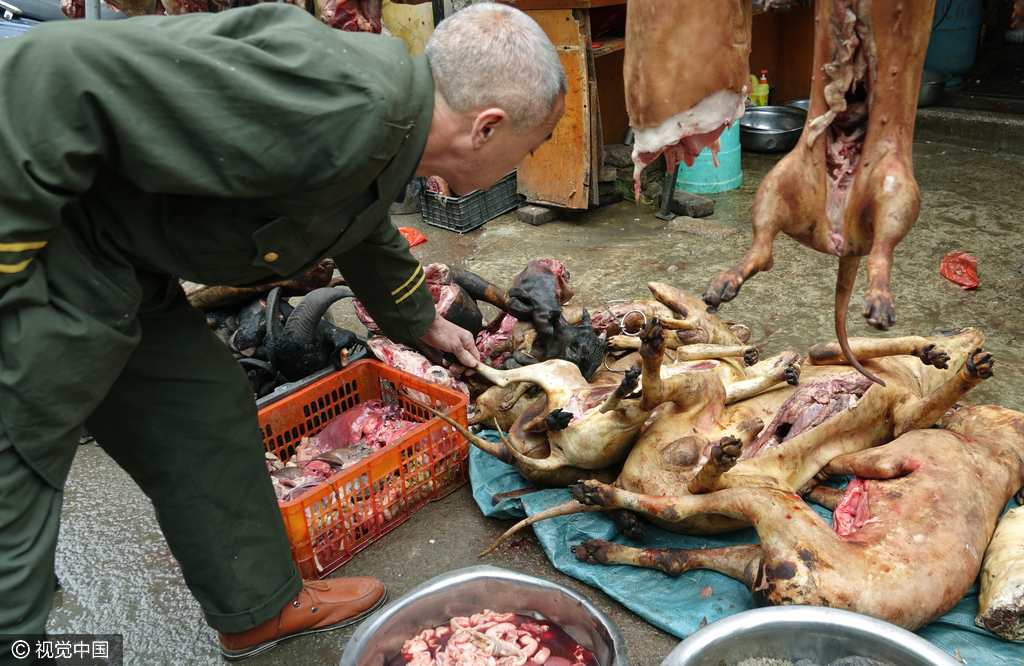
[332,217,478,367]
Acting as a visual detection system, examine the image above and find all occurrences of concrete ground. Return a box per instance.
[47,104,1024,665]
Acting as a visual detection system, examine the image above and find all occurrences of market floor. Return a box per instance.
[47,130,1024,665]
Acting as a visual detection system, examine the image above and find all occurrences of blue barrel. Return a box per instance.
[674,123,742,194]
[924,0,983,86]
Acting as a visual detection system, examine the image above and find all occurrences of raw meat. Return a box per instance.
[625,0,751,197]
[569,401,1023,632]
[704,0,937,386]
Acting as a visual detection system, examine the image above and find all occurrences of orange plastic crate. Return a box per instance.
[258,359,469,579]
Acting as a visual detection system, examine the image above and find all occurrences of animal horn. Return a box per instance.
[265,287,285,345]
[447,265,511,312]
[282,287,355,345]
[479,500,603,557]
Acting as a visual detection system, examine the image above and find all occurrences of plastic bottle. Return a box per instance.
[749,70,770,107]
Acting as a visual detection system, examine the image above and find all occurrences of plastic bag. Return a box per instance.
[940,251,979,290]
[398,227,427,247]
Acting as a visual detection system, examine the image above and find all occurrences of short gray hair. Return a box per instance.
[425,3,568,133]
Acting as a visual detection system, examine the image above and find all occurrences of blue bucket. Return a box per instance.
[924,0,982,86]
[674,123,742,194]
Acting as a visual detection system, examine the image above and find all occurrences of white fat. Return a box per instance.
[883,175,896,192]
[631,88,746,160]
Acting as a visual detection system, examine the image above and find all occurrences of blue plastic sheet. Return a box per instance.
[469,434,1024,665]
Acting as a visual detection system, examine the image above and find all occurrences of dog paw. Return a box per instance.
[912,343,950,369]
[967,348,994,379]
[570,480,613,507]
[571,539,612,565]
[861,289,896,330]
[784,363,801,386]
[743,347,759,367]
[545,408,572,431]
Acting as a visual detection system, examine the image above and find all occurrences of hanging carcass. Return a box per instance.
[703,0,938,386]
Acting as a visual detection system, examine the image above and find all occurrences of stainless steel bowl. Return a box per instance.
[739,106,807,152]
[339,566,629,666]
[659,606,960,666]
[918,70,952,107]
[785,99,811,112]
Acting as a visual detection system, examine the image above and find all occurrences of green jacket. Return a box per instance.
[0,4,439,487]
[0,3,436,343]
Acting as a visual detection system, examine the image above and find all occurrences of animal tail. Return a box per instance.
[479,500,603,557]
[407,397,511,462]
[836,256,885,387]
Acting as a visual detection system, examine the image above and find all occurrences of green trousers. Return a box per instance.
[0,225,302,655]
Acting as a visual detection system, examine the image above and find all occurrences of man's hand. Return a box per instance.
[420,314,480,368]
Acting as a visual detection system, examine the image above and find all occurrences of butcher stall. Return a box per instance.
[44,0,1024,664]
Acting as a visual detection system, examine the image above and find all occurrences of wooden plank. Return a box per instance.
[750,11,781,99]
[584,10,602,206]
[515,9,591,209]
[498,0,626,9]
[591,36,625,58]
[594,49,629,145]
[775,5,815,102]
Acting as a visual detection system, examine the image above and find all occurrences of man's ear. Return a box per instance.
[470,108,508,149]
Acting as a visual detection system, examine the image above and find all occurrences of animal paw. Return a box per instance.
[611,509,647,540]
[618,365,641,395]
[784,363,800,386]
[639,318,665,360]
[861,289,896,330]
[912,343,950,369]
[703,268,747,312]
[571,539,611,565]
[713,436,742,468]
[967,348,994,379]
[743,347,759,367]
[545,408,572,431]
[570,480,614,507]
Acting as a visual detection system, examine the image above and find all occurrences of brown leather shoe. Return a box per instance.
[217,577,387,661]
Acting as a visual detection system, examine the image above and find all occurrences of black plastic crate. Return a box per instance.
[420,171,518,233]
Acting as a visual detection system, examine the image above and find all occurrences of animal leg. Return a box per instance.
[725,360,800,404]
[599,365,641,413]
[803,484,845,511]
[858,161,920,331]
[672,344,755,361]
[809,335,951,368]
[608,509,647,540]
[741,350,802,380]
[702,170,795,313]
[499,383,532,411]
[637,318,730,414]
[572,539,760,583]
[688,436,743,494]
[892,348,994,437]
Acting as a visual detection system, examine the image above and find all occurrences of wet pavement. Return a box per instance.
[46,122,1024,664]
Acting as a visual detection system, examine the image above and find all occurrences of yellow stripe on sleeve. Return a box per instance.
[394,269,426,305]
[0,241,47,252]
[0,258,34,274]
[391,265,424,297]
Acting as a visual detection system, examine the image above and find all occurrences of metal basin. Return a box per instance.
[739,106,807,152]
[918,70,952,107]
[339,566,629,666]
[785,98,811,112]
[659,607,960,666]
